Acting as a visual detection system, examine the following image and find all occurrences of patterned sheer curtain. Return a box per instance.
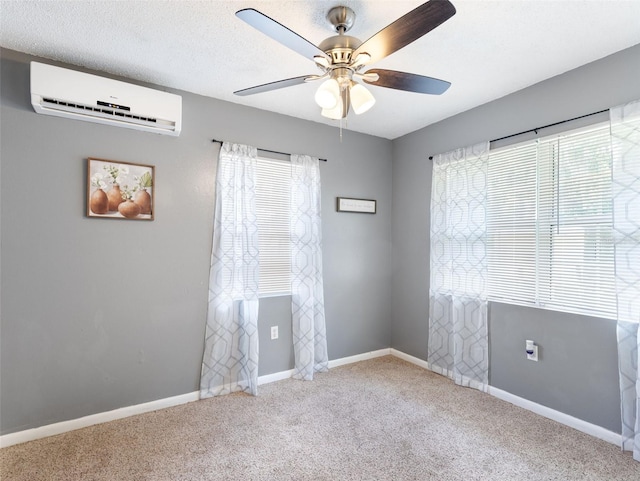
[290,154,328,380]
[428,142,490,391]
[611,100,640,461]
[200,142,260,397]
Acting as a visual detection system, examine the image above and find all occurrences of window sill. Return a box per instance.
[487,297,616,321]
[259,292,291,299]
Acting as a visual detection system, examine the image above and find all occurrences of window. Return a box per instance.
[255,156,292,296]
[487,124,616,318]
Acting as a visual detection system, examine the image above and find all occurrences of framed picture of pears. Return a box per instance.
[87,158,155,220]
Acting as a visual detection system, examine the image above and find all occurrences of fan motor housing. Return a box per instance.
[319,35,362,65]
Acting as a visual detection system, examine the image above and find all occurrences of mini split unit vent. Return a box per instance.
[30,62,182,136]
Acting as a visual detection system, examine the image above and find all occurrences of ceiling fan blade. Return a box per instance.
[363,69,451,95]
[236,8,329,61]
[353,0,456,65]
[234,76,312,96]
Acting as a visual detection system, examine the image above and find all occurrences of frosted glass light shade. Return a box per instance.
[321,100,344,120]
[350,83,375,115]
[315,79,340,109]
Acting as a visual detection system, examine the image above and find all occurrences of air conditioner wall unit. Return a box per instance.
[30,61,182,136]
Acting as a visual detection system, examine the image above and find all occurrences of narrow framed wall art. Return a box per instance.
[87,158,155,220]
[336,197,376,214]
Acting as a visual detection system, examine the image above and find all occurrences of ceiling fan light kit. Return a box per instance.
[234,0,456,122]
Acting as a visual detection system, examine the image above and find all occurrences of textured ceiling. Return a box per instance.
[1,0,640,139]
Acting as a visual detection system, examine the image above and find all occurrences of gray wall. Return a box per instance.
[0,49,392,435]
[391,43,640,433]
[3,43,638,438]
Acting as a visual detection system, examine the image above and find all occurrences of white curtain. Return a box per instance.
[200,142,260,397]
[611,100,640,461]
[290,154,328,380]
[428,142,490,391]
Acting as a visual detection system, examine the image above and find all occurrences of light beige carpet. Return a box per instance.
[2,356,639,480]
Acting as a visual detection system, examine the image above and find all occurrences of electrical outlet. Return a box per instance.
[526,340,539,361]
[270,326,278,340]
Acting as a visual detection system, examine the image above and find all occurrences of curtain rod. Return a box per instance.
[427,108,608,160]
[211,139,327,162]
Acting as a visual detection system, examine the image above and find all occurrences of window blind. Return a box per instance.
[255,157,292,295]
[487,142,538,304]
[487,124,616,318]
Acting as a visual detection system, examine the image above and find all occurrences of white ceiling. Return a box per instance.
[1,0,639,139]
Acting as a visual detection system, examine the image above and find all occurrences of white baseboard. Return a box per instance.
[0,391,199,449]
[259,349,391,384]
[258,369,294,385]
[328,348,391,368]
[3,348,621,450]
[488,386,622,447]
[0,348,391,448]
[390,349,430,370]
[389,349,622,448]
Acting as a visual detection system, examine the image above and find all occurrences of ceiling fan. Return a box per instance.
[234,0,456,120]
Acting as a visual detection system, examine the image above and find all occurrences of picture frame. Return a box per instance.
[336,197,376,214]
[87,158,155,220]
